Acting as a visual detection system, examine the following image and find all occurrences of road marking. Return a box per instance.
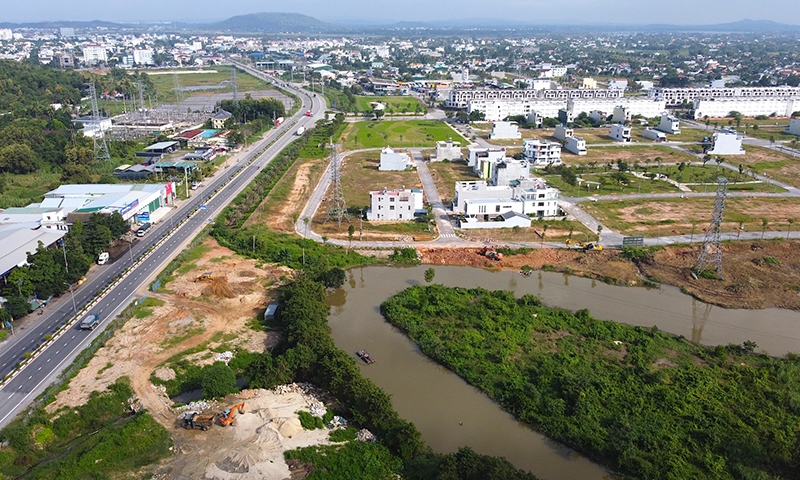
[28,376,32,380]
[47,359,50,363]
[56,351,59,355]
[37,367,41,371]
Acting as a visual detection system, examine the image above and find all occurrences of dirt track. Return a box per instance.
[419,240,800,310]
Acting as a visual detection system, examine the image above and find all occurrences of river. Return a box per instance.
[326,265,800,480]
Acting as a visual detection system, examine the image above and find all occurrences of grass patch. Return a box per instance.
[341,120,466,150]
[354,96,427,115]
[143,67,270,104]
[160,324,205,349]
[132,297,165,319]
[97,362,114,375]
[428,160,475,203]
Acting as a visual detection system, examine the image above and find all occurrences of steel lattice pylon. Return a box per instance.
[86,83,110,161]
[324,143,349,227]
[693,177,729,279]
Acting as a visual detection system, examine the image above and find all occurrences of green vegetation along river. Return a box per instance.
[326,265,800,480]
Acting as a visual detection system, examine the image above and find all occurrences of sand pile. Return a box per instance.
[201,276,236,298]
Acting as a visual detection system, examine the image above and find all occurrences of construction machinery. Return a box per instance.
[195,271,213,282]
[218,402,245,426]
[181,412,216,430]
[565,239,603,251]
[479,246,504,261]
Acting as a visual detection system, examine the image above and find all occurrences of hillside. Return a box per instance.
[211,12,337,33]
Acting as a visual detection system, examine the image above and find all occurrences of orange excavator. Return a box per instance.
[218,402,245,426]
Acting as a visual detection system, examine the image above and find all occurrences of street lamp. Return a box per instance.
[64,281,77,314]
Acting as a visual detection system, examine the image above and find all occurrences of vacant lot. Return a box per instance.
[311,150,433,241]
[144,68,270,104]
[428,160,478,204]
[544,172,682,197]
[458,219,596,244]
[583,196,800,237]
[578,145,699,165]
[717,145,800,188]
[354,96,426,114]
[340,120,466,149]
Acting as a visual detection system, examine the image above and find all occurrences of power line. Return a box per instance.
[693,177,728,279]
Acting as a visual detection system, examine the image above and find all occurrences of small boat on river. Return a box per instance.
[357,350,375,364]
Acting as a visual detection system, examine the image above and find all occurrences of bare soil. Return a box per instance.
[418,240,800,310]
[46,238,336,480]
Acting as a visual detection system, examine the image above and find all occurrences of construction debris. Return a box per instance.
[309,402,326,418]
[328,416,347,429]
[215,351,234,364]
[178,400,211,412]
[357,428,377,443]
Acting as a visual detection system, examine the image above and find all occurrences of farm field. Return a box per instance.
[340,120,466,149]
[583,196,800,237]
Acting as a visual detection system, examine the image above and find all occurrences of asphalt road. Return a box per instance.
[0,74,323,428]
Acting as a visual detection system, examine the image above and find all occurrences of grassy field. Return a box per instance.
[575,144,699,165]
[354,96,426,114]
[428,160,478,204]
[311,150,431,240]
[583,196,800,237]
[544,172,682,197]
[340,120,467,149]
[717,145,800,188]
[143,68,270,104]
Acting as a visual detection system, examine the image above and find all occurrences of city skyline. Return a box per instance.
[3,0,800,26]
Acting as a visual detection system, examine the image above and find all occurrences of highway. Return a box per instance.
[0,73,325,428]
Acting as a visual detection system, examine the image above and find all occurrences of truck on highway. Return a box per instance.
[274,117,284,126]
[296,126,305,136]
[97,252,110,265]
[80,313,101,330]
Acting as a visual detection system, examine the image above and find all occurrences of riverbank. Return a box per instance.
[418,239,800,310]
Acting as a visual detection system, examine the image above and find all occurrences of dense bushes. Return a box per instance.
[0,378,171,478]
[381,285,800,480]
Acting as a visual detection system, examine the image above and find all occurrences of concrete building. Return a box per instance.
[379,146,412,171]
[582,78,597,89]
[469,98,562,121]
[366,188,424,221]
[0,29,14,41]
[693,97,798,119]
[787,118,800,136]
[522,139,562,167]
[657,113,681,134]
[0,223,67,278]
[432,139,462,161]
[610,124,632,142]
[211,110,232,129]
[588,110,609,123]
[453,178,560,218]
[554,124,573,141]
[650,86,800,106]
[492,158,530,186]
[612,106,632,124]
[564,136,587,155]
[45,183,177,225]
[608,78,628,91]
[467,146,506,178]
[707,128,745,155]
[642,128,667,142]
[447,87,624,109]
[82,44,107,65]
[459,210,532,230]
[641,126,666,143]
[73,116,112,137]
[133,48,155,66]
[490,121,521,140]
[59,27,75,38]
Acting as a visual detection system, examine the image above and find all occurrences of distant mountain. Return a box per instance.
[209,12,338,33]
[643,19,800,33]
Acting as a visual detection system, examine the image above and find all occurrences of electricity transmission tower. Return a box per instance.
[231,66,238,104]
[173,72,184,104]
[86,83,110,161]
[324,142,349,227]
[693,177,728,279]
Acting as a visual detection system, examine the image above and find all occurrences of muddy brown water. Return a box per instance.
[326,265,800,480]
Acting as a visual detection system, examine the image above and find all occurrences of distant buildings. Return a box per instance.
[366,188,425,221]
[657,113,681,134]
[133,48,155,65]
[211,110,232,129]
[555,125,587,155]
[82,44,107,65]
[432,139,462,161]
[707,128,745,155]
[650,86,800,106]
[787,118,800,136]
[447,88,624,109]
[609,124,632,143]
[522,139,562,167]
[379,146,412,171]
[693,97,799,119]
[489,121,521,140]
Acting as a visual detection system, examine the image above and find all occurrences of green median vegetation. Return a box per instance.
[380,284,800,480]
[0,378,171,479]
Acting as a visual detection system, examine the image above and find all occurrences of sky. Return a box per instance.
[4,0,800,26]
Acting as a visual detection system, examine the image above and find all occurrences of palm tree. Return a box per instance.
[597,224,603,243]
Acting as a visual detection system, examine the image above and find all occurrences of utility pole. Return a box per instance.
[184,168,189,198]
[61,241,69,274]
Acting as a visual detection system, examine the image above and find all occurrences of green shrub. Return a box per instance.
[764,256,780,265]
[200,361,238,399]
[298,410,325,430]
[330,426,358,442]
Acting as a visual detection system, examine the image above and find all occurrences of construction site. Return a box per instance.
[45,238,347,479]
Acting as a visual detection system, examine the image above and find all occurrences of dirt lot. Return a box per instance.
[45,238,339,480]
[419,240,800,310]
